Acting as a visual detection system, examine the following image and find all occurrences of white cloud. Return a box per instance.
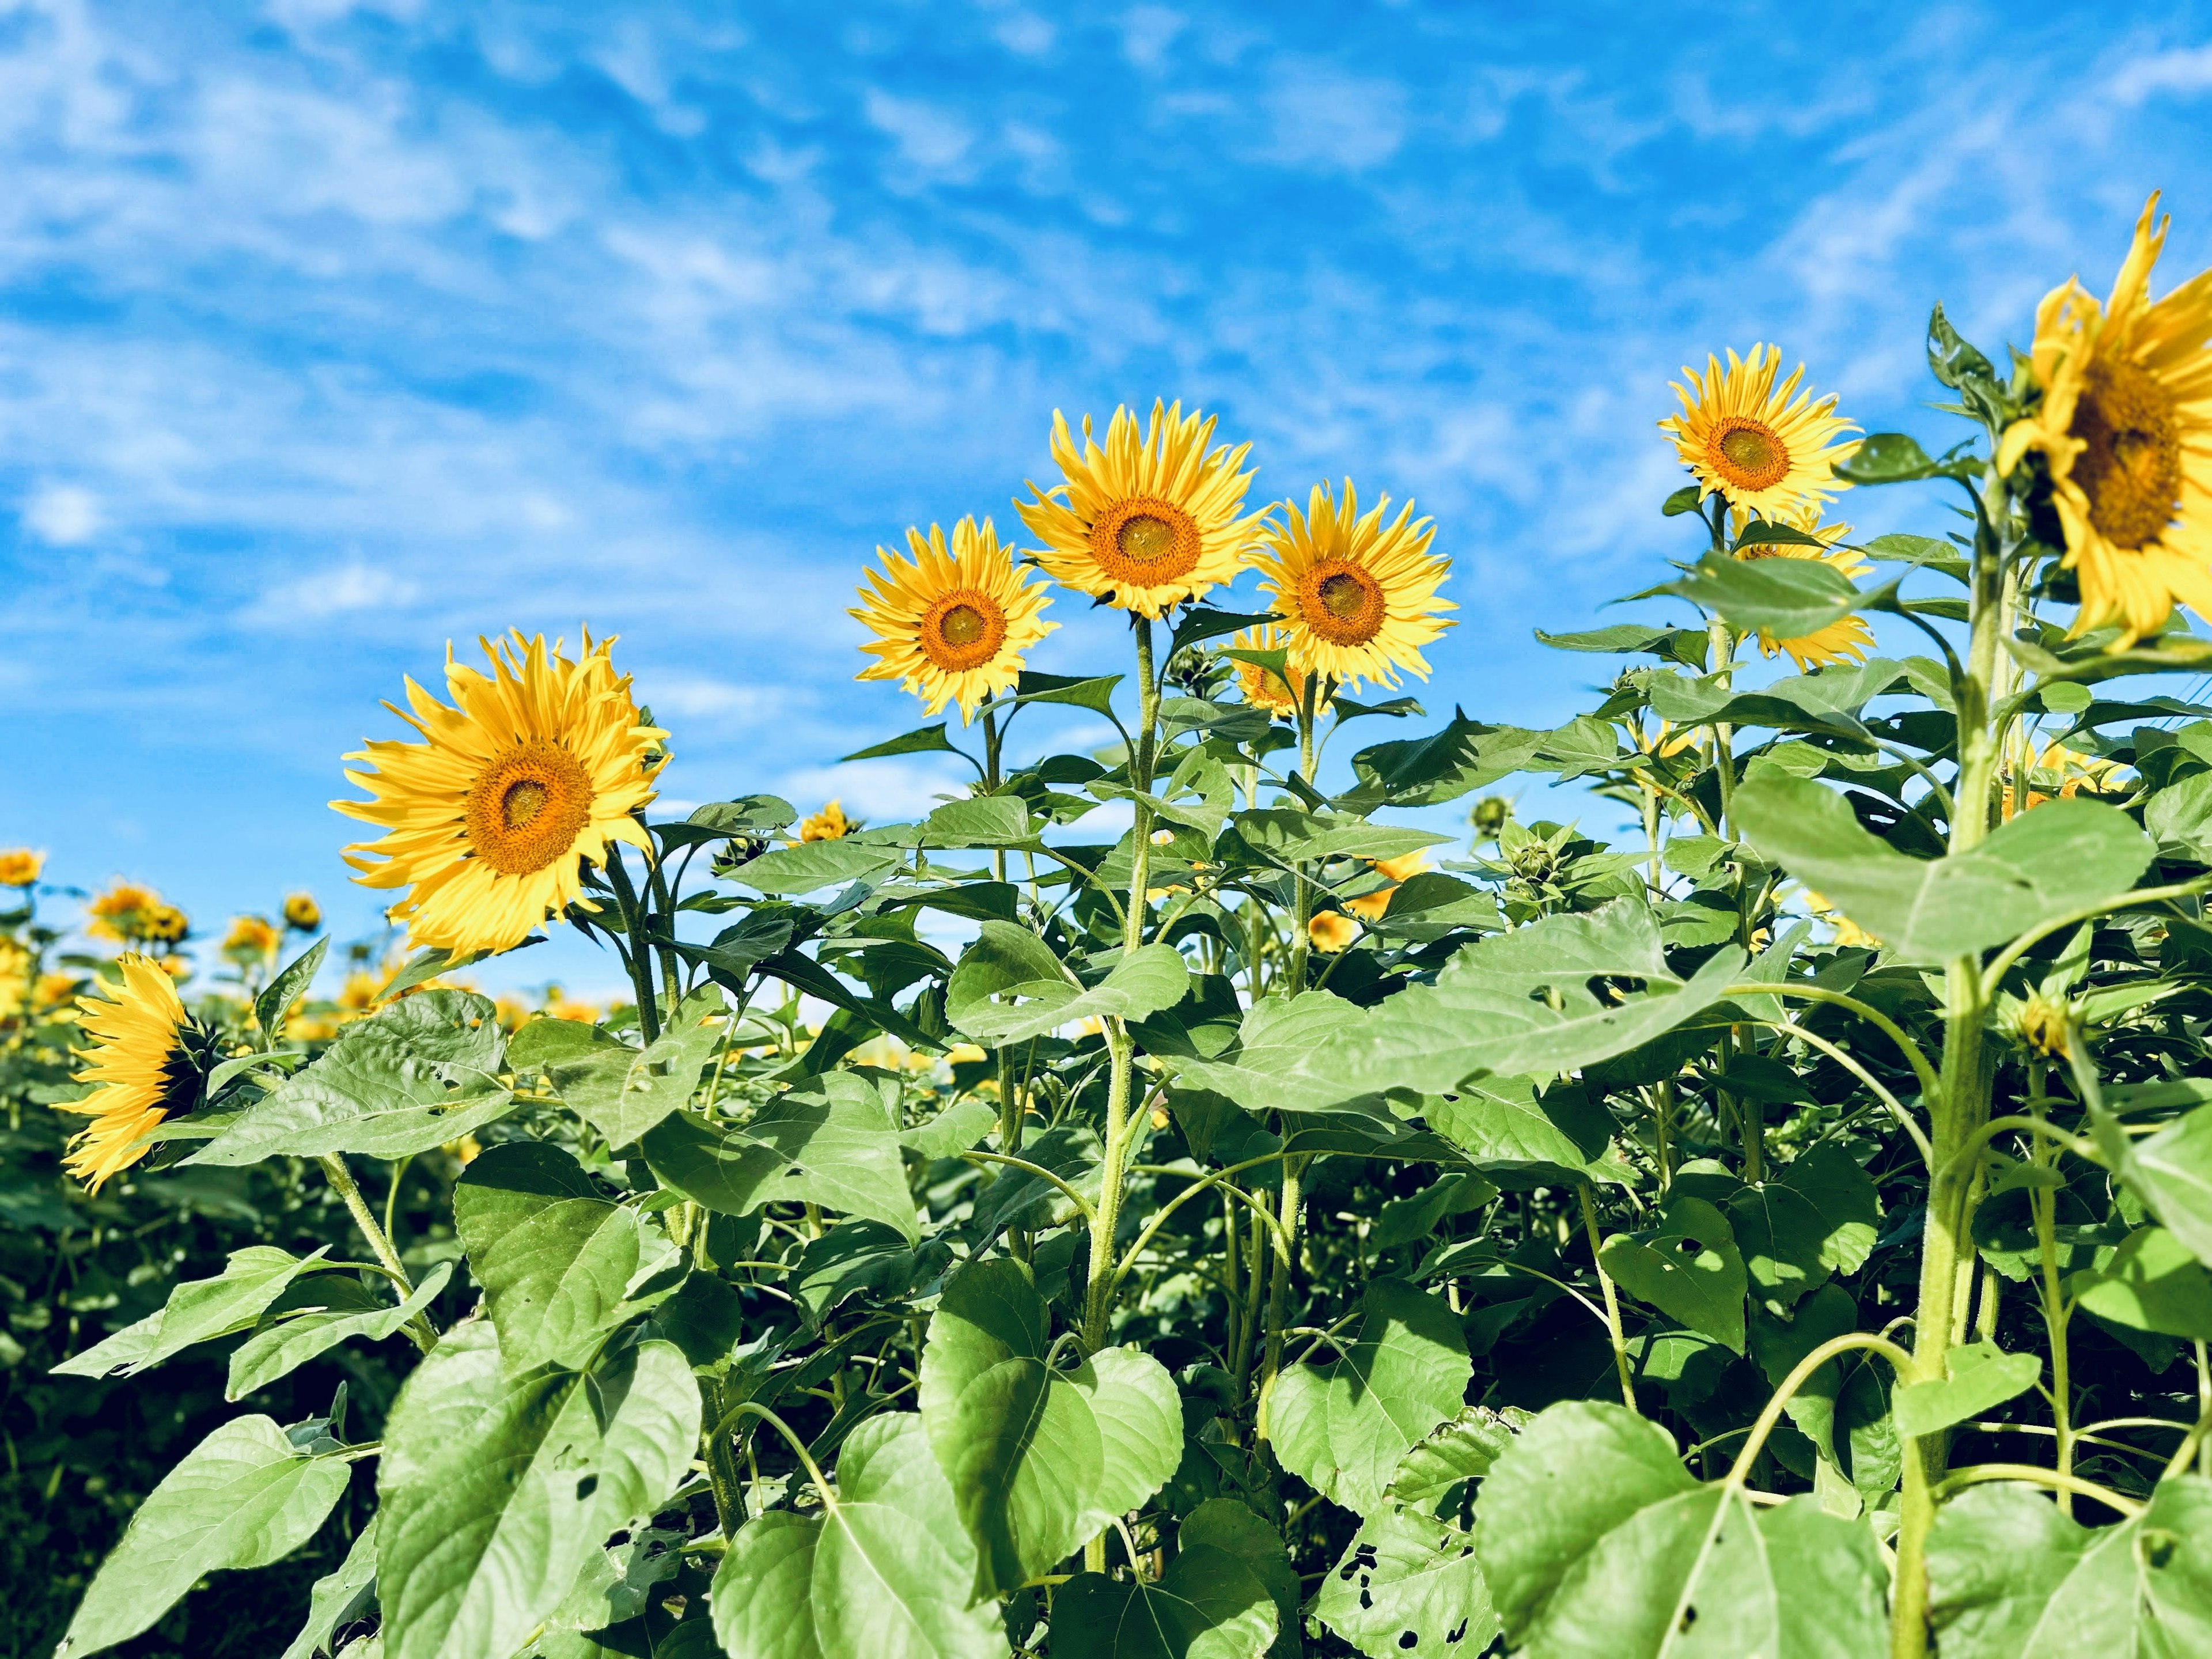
[1259,61,1407,172]
[774,757,974,824]
[261,561,420,619]
[863,88,977,178]
[993,13,1055,56]
[2108,43,2212,105]
[22,484,101,544]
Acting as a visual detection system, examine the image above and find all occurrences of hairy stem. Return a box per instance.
[317,1153,433,1353]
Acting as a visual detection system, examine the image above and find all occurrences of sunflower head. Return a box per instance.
[0,937,28,1020]
[1308,911,1359,955]
[1728,505,1876,672]
[853,517,1058,723]
[334,628,667,959]
[1249,480,1456,691]
[1998,193,2212,646]
[0,849,43,887]
[86,881,162,943]
[1660,344,1859,520]
[1229,623,1326,719]
[61,954,217,1192]
[223,914,282,961]
[282,892,322,931]
[799,800,856,842]
[1016,401,1268,618]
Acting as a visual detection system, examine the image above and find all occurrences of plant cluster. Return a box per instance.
[23,192,2212,1659]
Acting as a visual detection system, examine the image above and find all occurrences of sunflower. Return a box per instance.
[0,937,28,1020]
[0,849,42,887]
[1661,345,1859,519]
[1016,401,1268,618]
[60,955,215,1192]
[1730,505,1876,671]
[282,893,322,931]
[1308,911,1359,955]
[853,518,1056,722]
[86,881,162,943]
[798,801,855,842]
[1997,194,2212,646]
[1803,889,1881,951]
[1344,850,1429,923]
[1229,623,1325,719]
[222,915,281,961]
[1249,480,1455,690]
[335,629,667,959]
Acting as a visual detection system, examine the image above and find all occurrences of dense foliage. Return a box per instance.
[17,208,2212,1659]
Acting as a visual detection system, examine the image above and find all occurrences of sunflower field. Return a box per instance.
[14,192,2212,1659]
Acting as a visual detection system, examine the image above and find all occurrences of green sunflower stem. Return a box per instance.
[317,1152,434,1353]
[1287,674,1320,995]
[603,850,661,1044]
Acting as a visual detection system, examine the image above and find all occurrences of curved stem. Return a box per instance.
[1726,1331,1915,1489]
[1113,1169,1290,1298]
[1579,1185,1636,1412]
[1927,1464,2142,1517]
[1762,1016,1934,1168]
[315,1153,433,1353]
[718,1401,836,1512]
[1979,878,2212,1002]
[961,1150,1097,1225]
[1722,983,1941,1104]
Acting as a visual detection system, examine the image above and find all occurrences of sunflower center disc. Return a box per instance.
[2074,358,2181,550]
[1715,419,1789,489]
[1118,514,1177,565]
[1319,573,1368,620]
[940,604,988,647]
[502,779,549,830]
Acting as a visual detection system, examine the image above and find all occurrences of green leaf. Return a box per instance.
[1927,1476,2212,1656]
[1171,991,1383,1116]
[188,991,514,1165]
[454,1146,645,1374]
[2122,1104,2212,1268]
[541,988,725,1147]
[1476,1401,1888,1657]
[790,1222,921,1323]
[842,722,961,762]
[228,1261,452,1399]
[1734,778,2155,964]
[643,1073,918,1242]
[1779,1144,1881,1276]
[1386,1405,1521,1505]
[2070,1226,2212,1339]
[1662,484,1703,516]
[948,925,1189,1046]
[710,1413,1002,1659]
[1172,607,1279,658]
[256,937,329,1041]
[1349,712,1544,806]
[736,839,908,894]
[377,1325,702,1659]
[1424,1075,1627,1185]
[1013,668,1125,717]
[918,1259,1182,1597]
[899,1096,999,1160]
[923,796,1036,847]
[1599,1195,1748,1353]
[1312,1509,1498,1659]
[54,1244,331,1378]
[1891,1341,2041,1438]
[280,1516,380,1659]
[1269,1281,1471,1516]
[1054,1520,1279,1659]
[1233,808,1455,865]
[1722,1182,1836,1314]
[1372,1172,1497,1250]
[1834,431,1940,483]
[1664,550,1880,642]
[55,1415,351,1658]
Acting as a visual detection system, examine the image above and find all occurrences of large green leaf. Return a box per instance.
[1722,1181,1836,1315]
[1599,1195,1749,1353]
[454,1145,645,1374]
[1232,808,1455,865]
[2122,1104,2212,1268]
[54,1244,331,1378]
[642,1071,918,1241]
[1312,1509,1498,1659]
[541,987,726,1147]
[1423,1075,1628,1185]
[1268,1281,1471,1516]
[376,1325,702,1659]
[1386,1406,1522,1506]
[1927,1476,2212,1656]
[1171,991,1384,1116]
[735,839,908,893]
[1055,1500,1286,1658]
[1476,1401,1888,1657]
[918,1259,1182,1597]
[1891,1341,2041,1439]
[1733,779,2154,964]
[1664,548,1877,642]
[55,1415,351,1658]
[188,991,514,1165]
[948,922,1189,1045]
[228,1260,452,1399]
[280,1516,380,1659]
[709,1414,1003,1659]
[2070,1225,2212,1339]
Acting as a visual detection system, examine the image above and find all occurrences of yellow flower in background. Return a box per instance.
[335,630,666,959]
[0,937,28,1019]
[1998,193,2212,646]
[946,1042,988,1065]
[541,986,599,1024]
[1803,889,1881,950]
[1229,623,1326,719]
[1308,911,1359,954]
[282,892,322,931]
[156,956,192,983]
[86,881,162,943]
[1730,504,1876,671]
[493,995,530,1033]
[337,969,382,1013]
[35,971,84,1016]
[1251,480,1455,691]
[2002,739,2130,819]
[0,849,43,887]
[1661,344,1858,520]
[222,915,281,960]
[1346,849,1429,922]
[142,904,190,945]
[1017,400,1267,618]
[61,955,207,1192]
[799,800,854,842]
[853,517,1058,722]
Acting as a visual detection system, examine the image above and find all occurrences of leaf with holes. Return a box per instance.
[540,987,726,1148]
[1598,1195,1748,1353]
[1312,1509,1498,1659]
[454,1144,645,1374]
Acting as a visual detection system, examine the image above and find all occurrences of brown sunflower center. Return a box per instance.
[1707,416,1791,492]
[919,590,1009,673]
[464,741,595,876]
[1089,497,1202,586]
[1299,561,1386,646]
[2071,357,2181,551]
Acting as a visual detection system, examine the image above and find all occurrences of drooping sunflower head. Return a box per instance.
[1249,480,1456,691]
[62,954,215,1192]
[1998,193,2212,646]
[1228,623,1326,719]
[1729,504,1875,672]
[852,517,1058,722]
[282,892,322,931]
[334,628,667,959]
[1660,344,1859,519]
[0,849,43,887]
[1016,400,1268,618]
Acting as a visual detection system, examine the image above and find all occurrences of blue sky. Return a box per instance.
[7,0,2212,994]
